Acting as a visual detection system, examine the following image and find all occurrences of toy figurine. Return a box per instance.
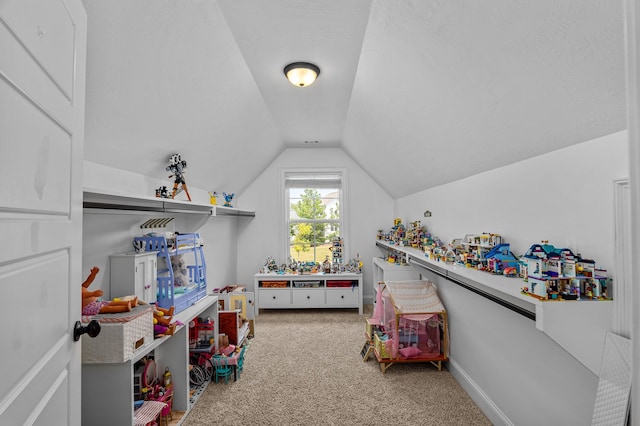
[222,192,234,207]
[209,191,218,205]
[166,154,191,201]
[81,267,134,315]
[82,266,103,309]
[153,305,176,337]
[155,186,169,198]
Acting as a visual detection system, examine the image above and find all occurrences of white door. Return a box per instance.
[0,0,86,424]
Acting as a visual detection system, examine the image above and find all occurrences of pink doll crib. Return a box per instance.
[371,280,449,373]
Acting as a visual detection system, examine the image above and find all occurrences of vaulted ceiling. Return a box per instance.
[82,0,626,199]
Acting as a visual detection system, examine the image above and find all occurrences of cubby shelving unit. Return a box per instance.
[81,295,218,426]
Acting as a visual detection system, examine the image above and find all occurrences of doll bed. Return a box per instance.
[369,280,449,373]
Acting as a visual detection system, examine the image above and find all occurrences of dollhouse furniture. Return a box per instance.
[218,310,250,347]
[369,280,449,373]
[236,346,247,379]
[212,355,233,384]
[210,349,244,381]
[110,251,158,303]
[134,400,167,426]
[134,232,207,314]
[216,289,255,337]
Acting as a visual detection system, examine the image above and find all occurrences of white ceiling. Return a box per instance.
[82,0,626,199]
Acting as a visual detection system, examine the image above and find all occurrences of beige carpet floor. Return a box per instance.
[183,308,491,426]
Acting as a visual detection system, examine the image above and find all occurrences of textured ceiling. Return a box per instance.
[82,0,626,199]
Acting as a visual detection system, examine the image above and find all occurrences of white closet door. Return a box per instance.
[0,0,86,424]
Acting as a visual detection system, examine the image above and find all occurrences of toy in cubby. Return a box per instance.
[153,305,176,337]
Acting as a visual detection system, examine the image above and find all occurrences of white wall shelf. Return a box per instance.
[83,188,255,217]
[375,240,612,374]
[372,257,420,285]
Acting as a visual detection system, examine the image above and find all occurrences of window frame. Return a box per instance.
[280,167,348,266]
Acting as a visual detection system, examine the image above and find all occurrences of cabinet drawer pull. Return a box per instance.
[272,296,276,300]
[306,295,310,299]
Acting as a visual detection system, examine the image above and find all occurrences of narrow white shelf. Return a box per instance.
[375,240,612,374]
[83,188,255,217]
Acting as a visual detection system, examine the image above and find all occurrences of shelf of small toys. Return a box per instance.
[83,188,256,217]
[374,235,613,374]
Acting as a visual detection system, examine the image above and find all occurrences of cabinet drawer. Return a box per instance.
[326,288,358,306]
[292,289,325,306]
[260,289,291,307]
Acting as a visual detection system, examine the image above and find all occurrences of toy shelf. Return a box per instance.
[82,295,218,426]
[375,240,612,374]
[83,188,255,217]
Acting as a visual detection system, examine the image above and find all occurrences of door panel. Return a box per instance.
[0,0,86,424]
[1,0,75,99]
[0,79,72,213]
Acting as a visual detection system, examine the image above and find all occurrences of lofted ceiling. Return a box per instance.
[82,0,626,199]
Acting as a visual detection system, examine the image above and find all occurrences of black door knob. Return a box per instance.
[74,320,101,341]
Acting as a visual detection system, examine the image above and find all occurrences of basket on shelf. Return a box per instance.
[82,305,154,363]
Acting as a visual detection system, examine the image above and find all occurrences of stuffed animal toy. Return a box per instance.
[171,254,190,286]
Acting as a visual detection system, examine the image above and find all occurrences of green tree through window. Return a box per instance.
[291,189,327,246]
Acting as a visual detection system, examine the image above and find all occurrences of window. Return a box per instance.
[284,171,344,265]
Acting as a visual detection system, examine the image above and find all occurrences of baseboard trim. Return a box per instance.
[447,357,513,426]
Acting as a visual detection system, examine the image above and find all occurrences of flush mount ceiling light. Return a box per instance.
[284,62,320,87]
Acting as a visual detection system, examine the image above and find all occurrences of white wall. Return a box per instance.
[236,148,394,301]
[394,131,629,425]
[82,161,238,298]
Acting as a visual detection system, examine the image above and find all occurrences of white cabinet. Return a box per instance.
[110,251,158,303]
[372,257,420,285]
[254,273,363,315]
[82,295,218,426]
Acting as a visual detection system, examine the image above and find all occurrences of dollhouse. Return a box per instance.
[521,242,609,301]
[484,243,519,275]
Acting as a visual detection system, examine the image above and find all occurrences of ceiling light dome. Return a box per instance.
[284,62,320,87]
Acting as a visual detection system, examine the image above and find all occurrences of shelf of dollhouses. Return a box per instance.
[83,188,255,217]
[375,239,612,374]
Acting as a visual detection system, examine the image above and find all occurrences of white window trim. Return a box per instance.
[280,167,348,265]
